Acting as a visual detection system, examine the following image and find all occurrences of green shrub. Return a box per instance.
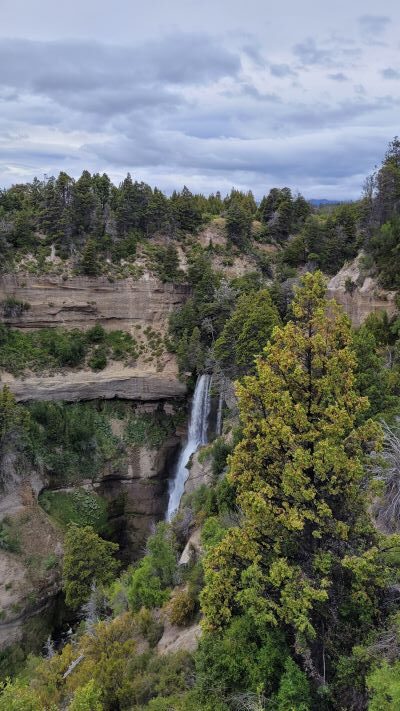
[43,554,58,570]
[195,614,288,701]
[124,411,178,448]
[63,524,119,608]
[126,524,178,612]
[0,678,45,711]
[0,324,138,375]
[210,438,231,478]
[136,607,164,647]
[127,557,170,612]
[200,516,226,551]
[68,679,103,711]
[88,345,107,370]
[273,657,311,710]
[1,297,30,318]
[0,521,21,554]
[27,401,119,484]
[169,590,196,626]
[86,324,106,343]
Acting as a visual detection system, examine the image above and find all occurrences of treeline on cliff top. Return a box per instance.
[1,137,400,285]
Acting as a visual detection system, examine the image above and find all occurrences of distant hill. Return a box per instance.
[309,198,350,206]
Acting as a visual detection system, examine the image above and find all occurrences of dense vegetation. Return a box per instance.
[2,273,400,709]
[2,140,400,709]
[0,323,139,375]
[0,394,183,488]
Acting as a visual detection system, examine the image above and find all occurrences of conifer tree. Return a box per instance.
[80,238,99,276]
[202,272,394,688]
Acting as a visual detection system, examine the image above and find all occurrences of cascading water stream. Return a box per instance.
[166,374,212,521]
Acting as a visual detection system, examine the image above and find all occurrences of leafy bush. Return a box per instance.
[1,297,30,318]
[195,614,288,701]
[169,590,196,626]
[127,557,170,612]
[0,678,45,711]
[214,288,280,376]
[27,401,120,484]
[367,660,400,710]
[273,657,311,710]
[124,524,178,612]
[136,607,164,647]
[200,516,226,551]
[88,345,108,370]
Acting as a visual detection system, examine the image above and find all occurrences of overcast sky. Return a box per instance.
[0,0,399,198]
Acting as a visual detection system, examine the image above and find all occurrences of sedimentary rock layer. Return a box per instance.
[0,274,189,333]
[2,366,186,403]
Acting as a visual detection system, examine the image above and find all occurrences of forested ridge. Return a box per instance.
[1,140,400,709]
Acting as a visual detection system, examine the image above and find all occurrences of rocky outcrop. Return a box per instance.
[100,434,182,556]
[0,272,189,402]
[179,528,202,566]
[327,255,397,327]
[184,448,213,496]
[3,366,186,403]
[0,274,188,334]
[0,483,63,649]
[157,620,201,655]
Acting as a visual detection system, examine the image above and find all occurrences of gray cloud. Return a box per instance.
[1,2,400,200]
[358,14,390,37]
[0,34,241,99]
[328,72,349,82]
[293,38,334,66]
[270,63,297,78]
[381,67,400,80]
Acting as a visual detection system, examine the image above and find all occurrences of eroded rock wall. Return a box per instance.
[327,255,397,327]
[0,274,189,334]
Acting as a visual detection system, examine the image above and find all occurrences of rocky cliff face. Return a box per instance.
[2,366,186,403]
[0,461,63,650]
[0,273,188,402]
[0,273,190,651]
[99,431,182,557]
[0,274,188,334]
[327,255,397,327]
[0,411,184,650]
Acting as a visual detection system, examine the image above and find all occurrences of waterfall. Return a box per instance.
[166,374,212,521]
[43,635,55,659]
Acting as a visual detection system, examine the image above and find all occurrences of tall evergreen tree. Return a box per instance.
[202,272,395,701]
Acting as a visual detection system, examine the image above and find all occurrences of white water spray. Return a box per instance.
[166,374,212,521]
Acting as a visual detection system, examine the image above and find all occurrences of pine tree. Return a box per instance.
[225,201,251,249]
[80,238,99,276]
[72,170,96,236]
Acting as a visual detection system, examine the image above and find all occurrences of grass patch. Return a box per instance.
[39,489,108,533]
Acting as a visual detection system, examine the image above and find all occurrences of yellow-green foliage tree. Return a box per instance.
[202,272,395,688]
